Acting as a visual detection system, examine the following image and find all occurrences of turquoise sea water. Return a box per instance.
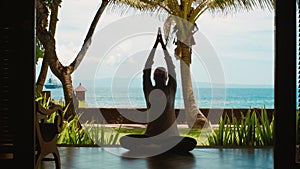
[46,85,274,109]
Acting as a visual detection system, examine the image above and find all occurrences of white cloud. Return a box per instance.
[105,53,122,66]
[56,42,79,66]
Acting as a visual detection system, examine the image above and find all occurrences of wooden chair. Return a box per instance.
[35,101,63,169]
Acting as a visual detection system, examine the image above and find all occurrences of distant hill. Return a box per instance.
[193,82,273,88]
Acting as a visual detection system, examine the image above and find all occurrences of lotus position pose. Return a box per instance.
[120,28,196,154]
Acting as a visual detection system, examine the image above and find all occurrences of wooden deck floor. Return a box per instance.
[38,146,274,169]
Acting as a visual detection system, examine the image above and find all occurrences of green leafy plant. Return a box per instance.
[56,113,122,145]
[35,93,51,109]
[35,94,69,124]
[36,94,121,145]
[255,108,274,146]
[56,113,94,145]
[85,124,122,146]
[207,107,274,146]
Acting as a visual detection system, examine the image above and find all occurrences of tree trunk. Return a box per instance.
[60,74,76,121]
[36,0,110,121]
[36,58,48,95]
[70,0,109,70]
[36,0,59,95]
[176,41,209,128]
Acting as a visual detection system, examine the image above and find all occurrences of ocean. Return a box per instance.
[45,80,275,109]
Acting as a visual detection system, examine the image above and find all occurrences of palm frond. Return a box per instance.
[188,0,274,21]
[206,0,274,14]
[107,0,170,20]
[106,0,274,48]
[108,0,159,12]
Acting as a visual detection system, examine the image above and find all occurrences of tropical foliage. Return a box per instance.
[36,94,121,145]
[207,108,274,146]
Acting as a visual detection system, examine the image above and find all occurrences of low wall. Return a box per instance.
[77,108,274,125]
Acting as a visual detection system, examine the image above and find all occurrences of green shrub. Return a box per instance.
[56,113,93,145]
[35,95,121,145]
[56,112,122,145]
[207,107,274,146]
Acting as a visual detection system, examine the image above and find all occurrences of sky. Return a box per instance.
[36,0,275,87]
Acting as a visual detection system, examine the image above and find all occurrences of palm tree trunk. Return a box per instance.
[177,41,209,128]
